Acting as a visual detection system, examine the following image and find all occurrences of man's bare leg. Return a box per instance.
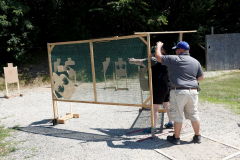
[174,122,182,138]
[153,104,160,127]
[191,120,200,135]
[143,104,159,133]
[163,102,172,123]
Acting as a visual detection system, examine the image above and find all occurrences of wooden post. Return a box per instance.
[126,71,128,88]
[139,37,148,45]
[74,72,76,84]
[70,102,72,114]
[56,101,60,118]
[5,82,8,96]
[147,34,155,137]
[17,81,20,94]
[104,73,107,88]
[138,67,144,104]
[135,30,197,35]
[179,33,183,41]
[116,72,118,89]
[47,43,58,120]
[89,41,97,102]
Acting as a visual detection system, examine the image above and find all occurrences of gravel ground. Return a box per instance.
[0,70,240,160]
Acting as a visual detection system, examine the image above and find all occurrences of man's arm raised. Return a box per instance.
[155,41,164,63]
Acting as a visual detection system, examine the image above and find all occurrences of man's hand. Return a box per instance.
[128,58,135,64]
[128,58,145,66]
[156,41,164,50]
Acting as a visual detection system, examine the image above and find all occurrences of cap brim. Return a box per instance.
[172,46,177,50]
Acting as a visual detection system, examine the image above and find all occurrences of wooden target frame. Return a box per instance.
[47,34,155,133]
[47,31,196,137]
[103,58,116,90]
[3,63,23,99]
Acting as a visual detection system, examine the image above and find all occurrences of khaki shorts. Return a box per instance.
[170,89,199,122]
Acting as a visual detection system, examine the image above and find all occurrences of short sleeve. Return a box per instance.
[143,57,158,67]
[196,62,204,78]
[161,55,174,66]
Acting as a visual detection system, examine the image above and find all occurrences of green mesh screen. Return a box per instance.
[50,36,151,105]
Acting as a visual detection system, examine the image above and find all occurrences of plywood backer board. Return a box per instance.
[4,63,19,83]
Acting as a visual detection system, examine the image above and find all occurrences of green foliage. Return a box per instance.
[18,72,34,85]
[1,0,240,68]
[199,72,240,114]
[157,0,240,65]
[41,74,50,83]
[0,83,5,91]
[16,50,47,66]
[0,0,38,61]
[89,0,167,37]
[76,70,90,82]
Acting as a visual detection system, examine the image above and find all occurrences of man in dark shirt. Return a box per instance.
[128,46,172,133]
[155,41,204,145]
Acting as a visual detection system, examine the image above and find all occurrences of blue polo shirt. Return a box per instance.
[161,52,203,88]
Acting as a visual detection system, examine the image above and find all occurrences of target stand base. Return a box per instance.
[51,113,79,124]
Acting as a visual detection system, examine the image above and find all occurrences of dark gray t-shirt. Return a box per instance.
[142,57,170,87]
[143,57,158,67]
[161,52,203,88]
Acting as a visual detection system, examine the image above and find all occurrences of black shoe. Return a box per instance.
[164,122,174,128]
[193,135,201,143]
[167,134,180,145]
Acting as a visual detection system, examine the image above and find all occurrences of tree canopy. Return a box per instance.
[1,0,240,66]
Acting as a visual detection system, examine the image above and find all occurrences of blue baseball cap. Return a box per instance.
[172,41,190,50]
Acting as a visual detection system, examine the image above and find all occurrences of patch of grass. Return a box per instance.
[0,83,5,91]
[31,147,38,152]
[12,125,22,131]
[0,126,19,157]
[24,156,31,159]
[76,69,89,82]
[40,74,50,83]
[9,147,19,152]
[0,116,13,120]
[0,76,5,91]
[24,148,37,159]
[199,72,240,114]
[201,66,206,72]
[0,72,50,92]
[19,73,34,85]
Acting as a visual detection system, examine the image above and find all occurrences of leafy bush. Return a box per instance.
[0,0,38,60]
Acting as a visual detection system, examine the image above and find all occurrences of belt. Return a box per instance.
[171,87,197,90]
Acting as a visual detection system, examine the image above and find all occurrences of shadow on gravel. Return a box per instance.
[31,119,51,125]
[0,96,6,99]
[18,125,129,141]
[17,125,169,149]
[15,111,171,150]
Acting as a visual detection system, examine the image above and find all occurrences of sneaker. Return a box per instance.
[164,122,174,128]
[167,134,180,145]
[143,127,156,133]
[193,135,201,143]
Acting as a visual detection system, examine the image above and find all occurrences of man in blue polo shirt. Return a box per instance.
[155,41,204,145]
